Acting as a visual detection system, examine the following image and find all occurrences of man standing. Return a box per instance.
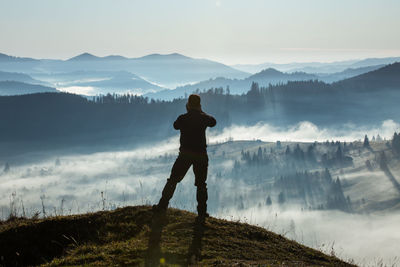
[154,94,216,223]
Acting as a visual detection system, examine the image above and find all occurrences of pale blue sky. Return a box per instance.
[1,0,399,64]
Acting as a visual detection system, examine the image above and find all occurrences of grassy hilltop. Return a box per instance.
[0,206,354,266]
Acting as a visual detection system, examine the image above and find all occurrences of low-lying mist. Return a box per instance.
[1,120,400,266]
[209,119,400,143]
[219,206,400,265]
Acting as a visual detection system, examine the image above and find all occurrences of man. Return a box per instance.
[154,94,216,222]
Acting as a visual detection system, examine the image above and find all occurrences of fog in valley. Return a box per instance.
[3,1,400,265]
[1,121,400,265]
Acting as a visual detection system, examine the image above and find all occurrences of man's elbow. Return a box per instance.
[210,119,217,127]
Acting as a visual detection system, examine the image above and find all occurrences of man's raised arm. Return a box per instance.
[173,116,182,130]
[207,114,216,128]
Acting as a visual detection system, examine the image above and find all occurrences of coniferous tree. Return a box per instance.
[285,146,291,156]
[336,145,343,164]
[392,132,400,154]
[363,135,370,148]
[257,147,263,160]
[294,144,304,161]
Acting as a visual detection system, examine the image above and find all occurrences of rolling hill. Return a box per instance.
[317,65,384,83]
[0,81,58,95]
[0,70,49,86]
[0,206,354,266]
[146,62,399,100]
[335,62,400,90]
[63,71,166,95]
[146,68,318,100]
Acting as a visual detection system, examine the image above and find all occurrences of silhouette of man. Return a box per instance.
[154,94,216,222]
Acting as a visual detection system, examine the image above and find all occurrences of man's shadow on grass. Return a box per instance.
[145,213,205,267]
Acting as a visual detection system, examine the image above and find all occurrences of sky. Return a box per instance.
[1,0,400,64]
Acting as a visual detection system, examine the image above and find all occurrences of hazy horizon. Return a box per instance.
[2,0,400,265]
[2,50,400,66]
[1,0,400,65]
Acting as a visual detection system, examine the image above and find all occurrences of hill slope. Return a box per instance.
[335,62,400,90]
[70,71,166,94]
[0,70,49,87]
[0,206,354,266]
[146,68,317,99]
[0,81,58,95]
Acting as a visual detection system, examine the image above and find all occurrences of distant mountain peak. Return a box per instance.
[259,68,283,75]
[68,53,100,61]
[249,68,283,79]
[168,52,188,58]
[138,53,190,60]
[103,55,128,60]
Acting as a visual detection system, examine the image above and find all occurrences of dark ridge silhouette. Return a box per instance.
[0,206,355,266]
[335,62,400,90]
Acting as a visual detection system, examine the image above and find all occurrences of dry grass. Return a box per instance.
[0,206,355,266]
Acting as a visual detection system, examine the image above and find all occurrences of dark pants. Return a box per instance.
[157,152,209,217]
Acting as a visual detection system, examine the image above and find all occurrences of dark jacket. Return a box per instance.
[174,110,216,153]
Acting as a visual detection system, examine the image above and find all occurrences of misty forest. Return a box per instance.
[1,52,400,265]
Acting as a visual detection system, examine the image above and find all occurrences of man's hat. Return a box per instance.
[187,94,201,108]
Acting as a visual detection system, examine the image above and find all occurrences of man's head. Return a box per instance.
[186,94,201,111]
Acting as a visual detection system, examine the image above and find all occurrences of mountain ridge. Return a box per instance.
[0,81,58,95]
[0,70,48,86]
[232,57,400,74]
[335,62,400,89]
[0,52,249,88]
[146,67,318,99]
[0,53,39,62]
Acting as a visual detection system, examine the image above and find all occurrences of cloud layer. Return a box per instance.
[209,120,400,143]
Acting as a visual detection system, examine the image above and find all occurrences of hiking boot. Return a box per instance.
[152,204,166,213]
[195,213,209,225]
